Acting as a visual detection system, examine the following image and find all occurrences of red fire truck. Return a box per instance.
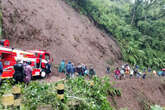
[0,40,52,79]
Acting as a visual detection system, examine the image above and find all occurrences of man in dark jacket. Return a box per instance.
[89,67,96,79]
[13,60,25,83]
[66,61,72,79]
[76,64,82,76]
[106,66,110,74]
[45,63,51,74]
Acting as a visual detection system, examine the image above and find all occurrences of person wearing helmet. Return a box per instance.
[23,61,32,84]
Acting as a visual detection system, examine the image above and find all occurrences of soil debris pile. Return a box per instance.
[2,0,121,74]
[112,78,165,110]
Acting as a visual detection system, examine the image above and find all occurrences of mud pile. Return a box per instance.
[112,78,165,110]
[2,0,122,75]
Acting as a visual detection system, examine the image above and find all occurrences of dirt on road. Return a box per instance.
[112,78,165,110]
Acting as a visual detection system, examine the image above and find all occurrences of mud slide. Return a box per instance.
[2,0,122,76]
[2,1,165,110]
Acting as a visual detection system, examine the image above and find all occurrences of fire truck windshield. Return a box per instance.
[4,61,10,66]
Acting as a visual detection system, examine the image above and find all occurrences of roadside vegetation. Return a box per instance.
[0,77,119,110]
[64,0,165,70]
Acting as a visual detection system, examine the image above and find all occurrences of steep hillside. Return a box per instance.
[1,1,165,110]
[2,0,121,75]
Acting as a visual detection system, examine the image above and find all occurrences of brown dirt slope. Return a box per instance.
[112,78,165,110]
[2,1,165,110]
[2,0,122,75]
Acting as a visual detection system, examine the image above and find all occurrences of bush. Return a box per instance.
[0,77,116,110]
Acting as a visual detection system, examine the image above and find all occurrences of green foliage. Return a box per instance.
[65,76,114,110]
[64,0,165,69]
[22,82,58,110]
[0,77,116,110]
[0,79,15,95]
[151,105,163,110]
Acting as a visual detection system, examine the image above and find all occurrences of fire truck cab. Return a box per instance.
[0,40,52,79]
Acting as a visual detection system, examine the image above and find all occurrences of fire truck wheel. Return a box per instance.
[41,71,46,78]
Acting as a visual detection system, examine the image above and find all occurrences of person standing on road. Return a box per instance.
[148,68,151,73]
[45,62,51,77]
[114,67,120,80]
[153,70,157,76]
[158,71,163,77]
[89,67,96,79]
[129,69,134,79]
[133,66,138,77]
[23,61,32,84]
[84,65,88,76]
[125,64,130,78]
[66,61,72,79]
[58,60,65,73]
[71,63,75,78]
[82,64,86,76]
[13,60,24,84]
[77,64,82,76]
[120,65,125,79]
[142,68,147,79]
[0,56,3,82]
[106,66,110,74]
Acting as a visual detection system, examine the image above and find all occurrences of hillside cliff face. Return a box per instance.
[2,0,122,74]
[2,1,165,110]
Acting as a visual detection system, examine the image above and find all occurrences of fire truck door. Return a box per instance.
[1,53,15,67]
[1,53,15,78]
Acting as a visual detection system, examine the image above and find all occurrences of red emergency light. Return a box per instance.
[0,39,10,47]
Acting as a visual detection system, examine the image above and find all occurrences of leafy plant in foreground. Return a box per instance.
[0,77,116,110]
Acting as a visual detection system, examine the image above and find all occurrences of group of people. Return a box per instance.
[112,64,165,80]
[13,60,32,84]
[0,55,164,83]
[113,64,137,80]
[0,55,33,84]
[58,60,96,79]
[0,56,51,84]
[59,60,164,80]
